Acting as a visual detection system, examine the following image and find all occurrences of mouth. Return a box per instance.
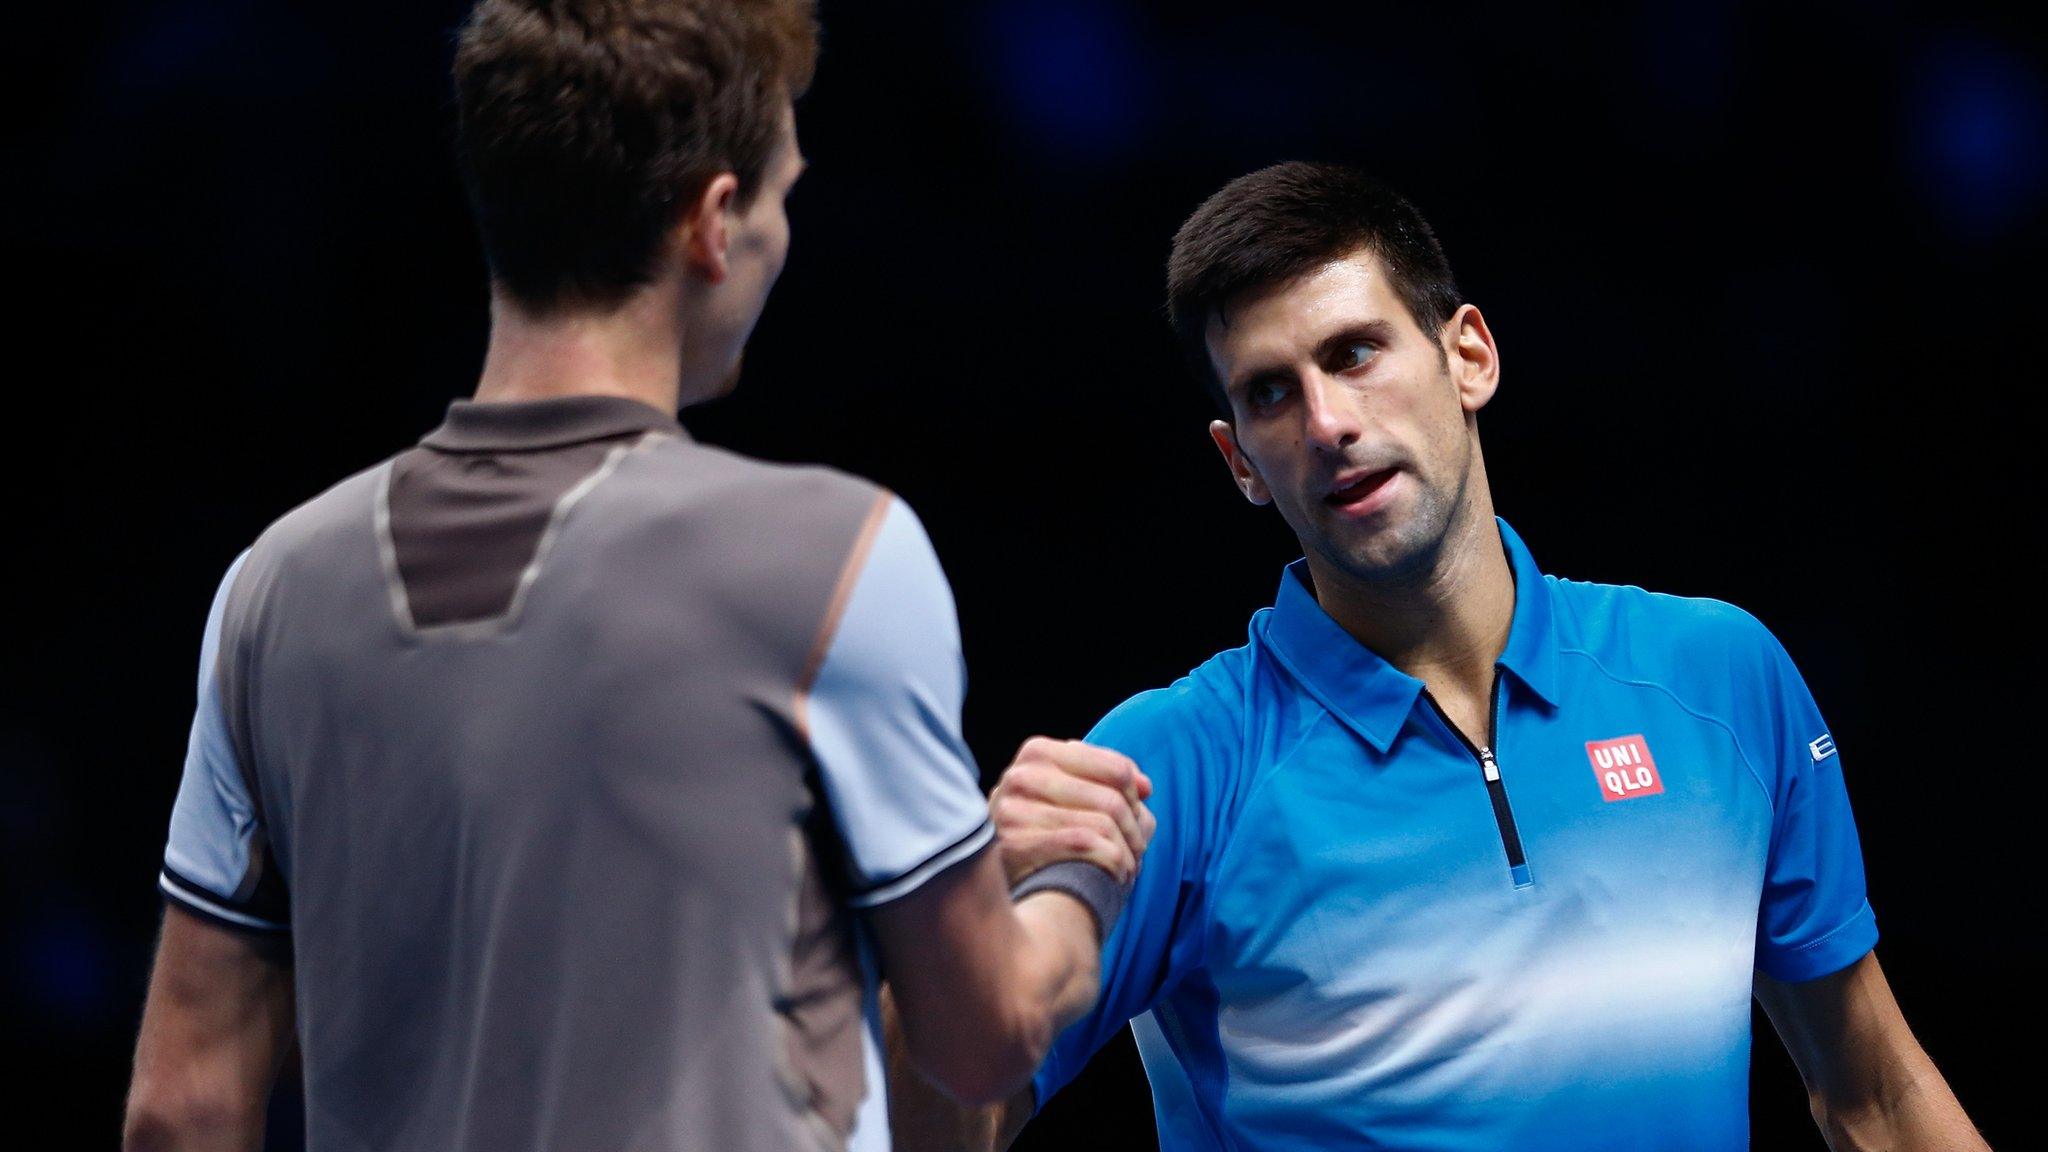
[1325,467,1399,509]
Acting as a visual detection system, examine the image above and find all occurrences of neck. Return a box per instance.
[472,279,699,413]
[1304,481,1516,697]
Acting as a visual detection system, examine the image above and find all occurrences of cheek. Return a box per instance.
[739,200,789,257]
[1241,432,1305,492]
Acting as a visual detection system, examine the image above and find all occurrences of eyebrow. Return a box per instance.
[1225,318,1399,393]
[1312,320,1397,364]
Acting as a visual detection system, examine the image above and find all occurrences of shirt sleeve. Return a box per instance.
[1749,626,1876,982]
[1031,680,1227,1109]
[805,497,993,908]
[159,550,291,934]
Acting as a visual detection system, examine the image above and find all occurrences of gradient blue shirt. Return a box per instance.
[1034,520,1876,1150]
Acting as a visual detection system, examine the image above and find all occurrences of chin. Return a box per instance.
[1326,513,1449,586]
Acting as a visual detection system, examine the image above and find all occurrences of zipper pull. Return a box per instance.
[1479,748,1501,782]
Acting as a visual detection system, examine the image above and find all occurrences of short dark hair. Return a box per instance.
[1166,163,1462,414]
[453,0,819,314]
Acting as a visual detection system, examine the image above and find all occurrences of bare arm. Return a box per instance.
[125,906,295,1152]
[1755,951,1987,1152]
[884,737,1159,1148]
[882,983,1036,1152]
[869,737,1152,1109]
[869,846,1110,1107]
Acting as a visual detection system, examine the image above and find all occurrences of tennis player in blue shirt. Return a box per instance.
[891,163,1985,1151]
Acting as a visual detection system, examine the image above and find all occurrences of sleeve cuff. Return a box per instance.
[1756,898,1876,983]
[846,820,995,909]
[160,868,290,936]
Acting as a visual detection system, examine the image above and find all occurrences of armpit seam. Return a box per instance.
[1558,647,1776,816]
[792,490,894,741]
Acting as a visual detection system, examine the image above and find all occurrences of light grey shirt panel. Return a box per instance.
[808,497,992,909]
[159,549,285,931]
[847,933,892,1152]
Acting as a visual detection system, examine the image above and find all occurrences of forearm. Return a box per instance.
[1758,955,1987,1152]
[1813,1047,1987,1152]
[1009,892,1104,1047]
[126,990,287,1152]
[124,908,294,1152]
[123,1084,268,1152]
[878,847,1111,1107]
[883,986,1033,1152]
[880,734,1151,1127]
[940,891,1101,1104]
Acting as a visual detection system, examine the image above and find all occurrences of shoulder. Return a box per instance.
[1546,574,1783,686]
[608,439,896,579]
[631,436,882,510]
[1544,574,1814,771]
[1086,644,1256,817]
[233,458,394,586]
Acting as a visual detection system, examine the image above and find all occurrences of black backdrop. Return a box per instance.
[10,2,2040,1148]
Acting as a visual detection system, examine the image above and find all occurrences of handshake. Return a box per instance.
[878,737,1157,1139]
[990,737,1156,934]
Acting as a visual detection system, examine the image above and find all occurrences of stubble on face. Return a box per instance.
[1214,252,1479,594]
[1313,387,1473,590]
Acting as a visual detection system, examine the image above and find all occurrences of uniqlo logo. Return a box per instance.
[1587,734,1664,802]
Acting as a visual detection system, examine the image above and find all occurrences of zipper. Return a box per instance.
[1424,670,1533,889]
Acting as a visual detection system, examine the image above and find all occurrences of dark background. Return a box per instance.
[9,1,2041,1148]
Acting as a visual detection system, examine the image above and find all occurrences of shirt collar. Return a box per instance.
[420,395,686,452]
[1256,517,1561,753]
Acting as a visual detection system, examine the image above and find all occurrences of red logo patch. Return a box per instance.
[1587,734,1664,802]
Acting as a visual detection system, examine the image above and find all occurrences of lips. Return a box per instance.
[1325,467,1397,507]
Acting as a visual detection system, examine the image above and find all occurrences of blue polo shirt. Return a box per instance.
[1034,520,1875,1151]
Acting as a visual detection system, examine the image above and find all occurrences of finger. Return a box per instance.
[994,801,1133,880]
[993,794,1096,834]
[1001,801,1136,868]
[1026,739,1141,794]
[999,819,1130,881]
[1027,772,1144,852]
[1008,822,1136,887]
[996,828,1082,886]
[1052,824,1136,885]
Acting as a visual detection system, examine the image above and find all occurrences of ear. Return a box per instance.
[1444,303,1501,414]
[1209,419,1272,506]
[677,172,742,283]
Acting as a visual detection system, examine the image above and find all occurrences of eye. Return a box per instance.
[1246,377,1290,409]
[1334,341,1378,371]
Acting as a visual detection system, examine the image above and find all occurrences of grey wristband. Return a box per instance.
[1010,860,1126,939]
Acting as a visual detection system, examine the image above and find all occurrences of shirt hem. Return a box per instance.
[1756,899,1876,983]
[159,869,291,935]
[847,820,995,909]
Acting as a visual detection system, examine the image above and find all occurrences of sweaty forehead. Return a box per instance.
[1205,251,1403,378]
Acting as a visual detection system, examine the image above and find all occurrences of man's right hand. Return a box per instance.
[871,738,1151,1111]
[989,737,1155,889]
[878,737,1154,1149]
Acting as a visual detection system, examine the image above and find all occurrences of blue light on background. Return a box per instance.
[1908,39,2046,241]
[16,907,118,1026]
[975,0,1156,164]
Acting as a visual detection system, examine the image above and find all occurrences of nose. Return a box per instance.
[1300,371,1362,452]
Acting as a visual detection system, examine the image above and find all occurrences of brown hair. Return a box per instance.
[1166,163,1462,414]
[453,0,818,313]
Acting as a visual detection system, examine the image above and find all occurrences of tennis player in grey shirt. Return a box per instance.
[122,4,1154,1151]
